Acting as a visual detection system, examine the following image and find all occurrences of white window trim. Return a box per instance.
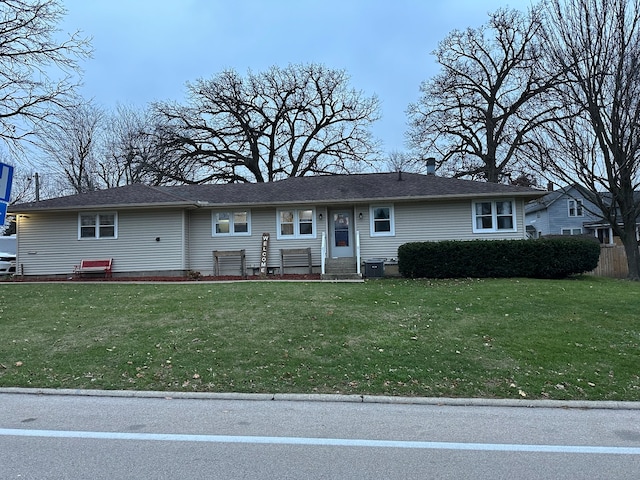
[561,227,583,235]
[568,199,584,217]
[212,210,252,237]
[472,199,517,233]
[369,204,395,237]
[276,208,316,240]
[78,212,118,240]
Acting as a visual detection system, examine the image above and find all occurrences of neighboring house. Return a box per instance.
[525,185,639,245]
[9,172,545,278]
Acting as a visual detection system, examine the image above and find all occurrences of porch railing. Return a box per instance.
[321,232,326,275]
[320,230,361,276]
[356,230,361,276]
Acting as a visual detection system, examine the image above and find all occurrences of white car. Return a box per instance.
[0,251,16,275]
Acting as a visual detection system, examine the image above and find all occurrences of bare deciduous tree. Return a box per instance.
[407,6,557,183]
[0,0,91,150]
[534,0,640,279]
[101,104,176,187]
[384,150,425,174]
[152,63,381,183]
[36,101,103,194]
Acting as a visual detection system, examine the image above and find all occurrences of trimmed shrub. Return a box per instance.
[398,237,601,279]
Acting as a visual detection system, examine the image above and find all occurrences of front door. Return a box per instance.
[330,210,354,258]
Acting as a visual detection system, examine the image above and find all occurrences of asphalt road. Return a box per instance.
[1,391,639,479]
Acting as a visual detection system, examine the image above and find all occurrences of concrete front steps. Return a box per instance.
[321,257,362,280]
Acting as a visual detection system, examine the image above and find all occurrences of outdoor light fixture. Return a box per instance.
[319,212,323,220]
[359,212,363,220]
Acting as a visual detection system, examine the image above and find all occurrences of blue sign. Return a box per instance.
[0,162,13,226]
[0,162,13,203]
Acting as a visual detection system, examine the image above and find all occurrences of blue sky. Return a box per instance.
[61,0,532,156]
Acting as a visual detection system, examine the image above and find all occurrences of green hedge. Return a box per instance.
[397,237,601,279]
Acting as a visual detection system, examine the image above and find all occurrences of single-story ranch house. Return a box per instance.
[9,172,545,279]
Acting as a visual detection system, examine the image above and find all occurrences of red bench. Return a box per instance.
[74,259,113,278]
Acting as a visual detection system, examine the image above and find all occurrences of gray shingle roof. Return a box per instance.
[10,173,546,213]
[10,183,192,212]
[524,189,566,214]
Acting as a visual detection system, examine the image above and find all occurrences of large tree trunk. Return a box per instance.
[540,0,640,282]
[615,180,640,280]
[620,228,640,281]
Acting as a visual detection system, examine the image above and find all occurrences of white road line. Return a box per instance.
[1,428,639,455]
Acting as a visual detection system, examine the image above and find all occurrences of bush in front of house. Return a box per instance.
[398,237,601,279]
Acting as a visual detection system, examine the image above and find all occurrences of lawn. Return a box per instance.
[0,277,639,401]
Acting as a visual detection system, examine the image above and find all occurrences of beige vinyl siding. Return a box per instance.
[14,197,528,277]
[358,199,528,261]
[188,207,327,275]
[16,209,185,276]
[16,212,78,276]
[115,209,185,272]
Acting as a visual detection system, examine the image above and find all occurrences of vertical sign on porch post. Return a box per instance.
[259,233,270,276]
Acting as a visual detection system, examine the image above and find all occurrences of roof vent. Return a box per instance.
[426,157,436,175]
[397,170,403,181]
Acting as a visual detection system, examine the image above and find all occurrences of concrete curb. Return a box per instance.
[1,387,639,410]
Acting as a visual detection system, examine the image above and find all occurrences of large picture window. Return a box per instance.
[370,205,395,236]
[79,213,117,239]
[277,209,315,239]
[472,200,516,233]
[212,211,251,236]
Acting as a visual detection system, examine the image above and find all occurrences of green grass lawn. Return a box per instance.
[1,277,639,401]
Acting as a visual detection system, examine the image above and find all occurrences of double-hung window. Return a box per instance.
[472,200,516,233]
[212,211,251,236]
[568,199,584,217]
[561,228,582,235]
[370,205,395,236]
[79,213,117,239]
[277,209,315,239]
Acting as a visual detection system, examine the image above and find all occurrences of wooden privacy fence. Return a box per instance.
[589,245,630,278]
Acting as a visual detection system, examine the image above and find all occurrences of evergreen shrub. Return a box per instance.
[397,237,601,279]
